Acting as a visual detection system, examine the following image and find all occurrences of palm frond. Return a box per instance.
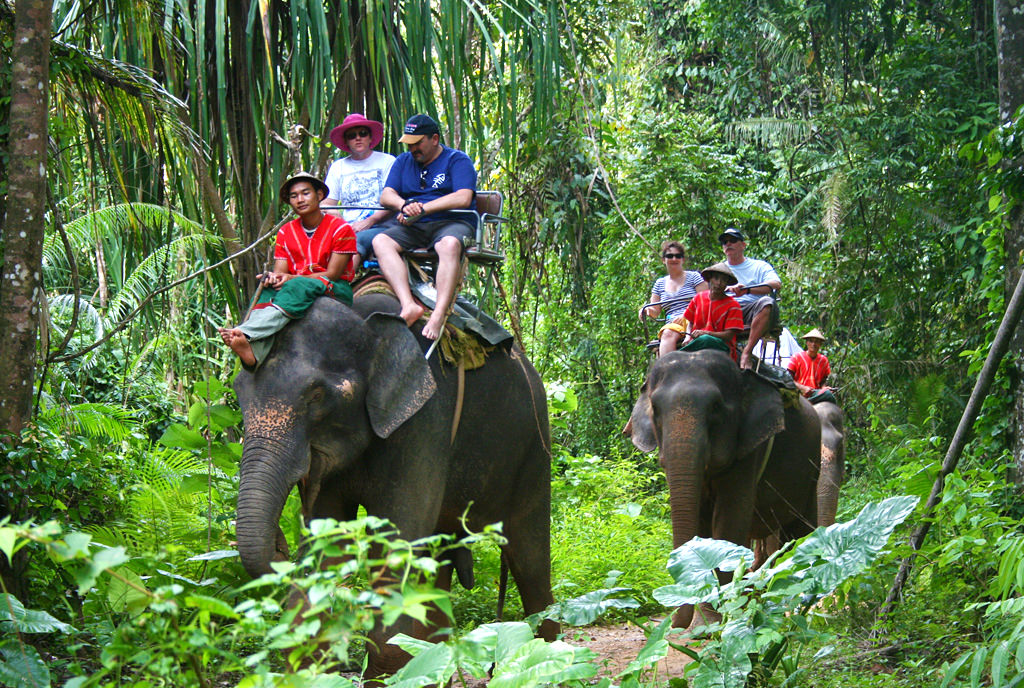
[105,232,224,325]
[37,402,137,442]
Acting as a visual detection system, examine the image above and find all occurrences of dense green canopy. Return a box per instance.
[2,0,1024,685]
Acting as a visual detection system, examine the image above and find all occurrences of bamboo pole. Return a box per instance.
[878,264,1024,620]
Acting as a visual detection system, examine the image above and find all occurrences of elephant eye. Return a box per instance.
[307,387,325,405]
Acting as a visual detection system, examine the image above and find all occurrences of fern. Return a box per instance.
[37,402,136,442]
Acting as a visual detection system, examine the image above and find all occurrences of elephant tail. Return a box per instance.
[497,551,509,621]
[450,545,475,590]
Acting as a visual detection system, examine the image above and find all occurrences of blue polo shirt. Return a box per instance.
[385,146,477,223]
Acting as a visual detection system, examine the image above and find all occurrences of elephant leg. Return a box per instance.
[502,514,558,640]
[364,562,454,681]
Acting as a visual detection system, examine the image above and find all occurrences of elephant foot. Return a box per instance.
[676,603,721,637]
[671,605,694,629]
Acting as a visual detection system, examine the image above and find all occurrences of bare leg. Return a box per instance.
[373,233,424,326]
[218,328,256,367]
[741,307,771,369]
[422,237,462,340]
[658,329,681,357]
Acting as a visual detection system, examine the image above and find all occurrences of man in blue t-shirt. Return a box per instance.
[719,227,782,369]
[372,114,478,340]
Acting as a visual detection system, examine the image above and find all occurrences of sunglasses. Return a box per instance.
[344,128,372,140]
[419,167,429,189]
[720,237,741,245]
[662,253,685,259]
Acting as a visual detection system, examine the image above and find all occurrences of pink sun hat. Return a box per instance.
[329,113,385,152]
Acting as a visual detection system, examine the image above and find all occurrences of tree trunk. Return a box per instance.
[0,0,52,437]
[997,0,1024,483]
[0,0,52,600]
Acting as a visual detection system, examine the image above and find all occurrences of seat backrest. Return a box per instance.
[476,190,503,217]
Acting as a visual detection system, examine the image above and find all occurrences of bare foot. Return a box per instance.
[399,301,425,327]
[740,351,753,370]
[219,328,256,367]
[421,311,448,340]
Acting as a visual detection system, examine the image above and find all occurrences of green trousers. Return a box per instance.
[237,276,353,366]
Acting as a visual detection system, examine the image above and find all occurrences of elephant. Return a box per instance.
[626,348,821,628]
[813,400,845,526]
[232,292,558,676]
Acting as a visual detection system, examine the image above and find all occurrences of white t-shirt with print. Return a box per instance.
[324,151,396,223]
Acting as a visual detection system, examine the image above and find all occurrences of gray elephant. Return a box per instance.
[813,400,845,525]
[233,293,557,676]
[627,349,821,628]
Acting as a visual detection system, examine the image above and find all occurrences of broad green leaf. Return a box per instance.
[186,594,240,620]
[0,642,50,688]
[187,549,239,562]
[459,622,535,667]
[666,537,754,582]
[386,642,455,688]
[772,496,918,596]
[546,588,640,626]
[75,545,130,594]
[49,531,92,560]
[194,378,229,400]
[158,423,207,450]
[0,593,75,633]
[107,567,150,617]
[489,639,597,688]
[619,616,673,676]
[0,529,16,563]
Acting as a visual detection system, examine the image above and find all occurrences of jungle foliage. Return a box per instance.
[2,0,1024,685]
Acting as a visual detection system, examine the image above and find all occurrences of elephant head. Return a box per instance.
[629,349,784,550]
[233,300,436,578]
[627,349,800,628]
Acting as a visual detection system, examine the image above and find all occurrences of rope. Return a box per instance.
[48,217,287,363]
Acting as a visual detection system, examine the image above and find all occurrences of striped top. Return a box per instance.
[651,271,705,322]
[274,214,357,282]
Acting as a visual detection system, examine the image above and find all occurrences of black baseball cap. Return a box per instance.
[718,228,745,243]
[399,114,440,143]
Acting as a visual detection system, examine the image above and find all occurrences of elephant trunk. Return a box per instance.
[661,427,708,629]
[236,433,307,578]
[660,426,707,550]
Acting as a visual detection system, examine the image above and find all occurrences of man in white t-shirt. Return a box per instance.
[324,113,396,261]
[719,227,781,369]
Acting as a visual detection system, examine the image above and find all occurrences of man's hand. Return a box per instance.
[351,218,374,232]
[399,200,426,224]
[732,283,748,296]
[262,272,290,288]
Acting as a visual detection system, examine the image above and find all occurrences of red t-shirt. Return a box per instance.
[788,350,831,393]
[683,291,744,361]
[274,214,357,282]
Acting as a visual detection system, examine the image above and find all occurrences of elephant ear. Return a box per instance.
[627,382,658,453]
[364,312,437,438]
[737,370,785,458]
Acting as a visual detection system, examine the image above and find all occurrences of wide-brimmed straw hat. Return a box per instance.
[802,328,826,341]
[279,172,329,204]
[329,113,385,152]
[700,262,738,286]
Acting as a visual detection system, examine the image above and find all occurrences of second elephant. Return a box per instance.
[628,348,821,627]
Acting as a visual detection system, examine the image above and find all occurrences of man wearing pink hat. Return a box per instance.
[324,113,396,260]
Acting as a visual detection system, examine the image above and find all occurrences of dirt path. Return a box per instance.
[566,621,694,680]
[455,621,694,686]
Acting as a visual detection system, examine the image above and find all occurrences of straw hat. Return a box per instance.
[700,262,738,286]
[802,328,826,341]
[279,172,329,204]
